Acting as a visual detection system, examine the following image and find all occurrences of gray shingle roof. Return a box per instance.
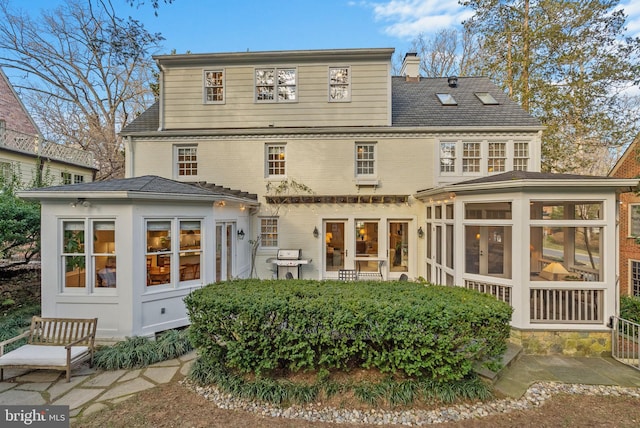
[121,102,159,133]
[392,76,541,128]
[452,170,606,186]
[30,175,257,201]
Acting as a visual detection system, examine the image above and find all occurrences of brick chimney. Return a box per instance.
[400,52,420,82]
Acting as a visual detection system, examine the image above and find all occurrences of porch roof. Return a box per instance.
[17,175,259,205]
[414,171,639,200]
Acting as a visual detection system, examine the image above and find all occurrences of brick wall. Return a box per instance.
[0,70,39,135]
[610,141,640,297]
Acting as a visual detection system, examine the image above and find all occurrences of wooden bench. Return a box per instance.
[0,316,98,382]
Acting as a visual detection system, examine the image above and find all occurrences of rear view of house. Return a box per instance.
[22,49,637,354]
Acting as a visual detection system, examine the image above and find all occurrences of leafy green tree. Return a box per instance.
[462,0,640,174]
[0,182,41,267]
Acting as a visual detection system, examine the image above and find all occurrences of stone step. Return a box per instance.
[475,342,523,382]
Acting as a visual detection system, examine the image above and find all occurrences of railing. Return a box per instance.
[538,258,600,281]
[464,280,512,305]
[611,316,640,371]
[0,128,94,168]
[530,288,603,324]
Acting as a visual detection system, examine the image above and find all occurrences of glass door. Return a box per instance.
[216,222,236,282]
[324,221,346,273]
[388,222,408,276]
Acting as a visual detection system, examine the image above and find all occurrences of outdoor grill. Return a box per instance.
[266,249,312,279]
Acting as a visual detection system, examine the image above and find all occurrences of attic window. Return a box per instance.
[475,92,498,105]
[436,93,457,106]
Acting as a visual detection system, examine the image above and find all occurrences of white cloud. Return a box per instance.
[362,0,471,39]
[619,0,640,37]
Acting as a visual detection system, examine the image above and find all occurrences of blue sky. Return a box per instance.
[22,0,640,57]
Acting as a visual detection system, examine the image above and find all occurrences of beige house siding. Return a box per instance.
[131,134,433,196]
[161,62,390,129]
[1,151,93,187]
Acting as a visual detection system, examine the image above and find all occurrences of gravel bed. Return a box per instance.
[185,380,640,425]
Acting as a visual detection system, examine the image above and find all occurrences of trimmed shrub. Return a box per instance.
[185,279,512,382]
[621,295,640,323]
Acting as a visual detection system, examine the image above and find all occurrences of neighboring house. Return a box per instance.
[21,49,638,354]
[609,134,640,297]
[0,67,96,188]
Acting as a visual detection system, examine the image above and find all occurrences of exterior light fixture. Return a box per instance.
[417,226,424,238]
[237,229,245,240]
[313,226,319,238]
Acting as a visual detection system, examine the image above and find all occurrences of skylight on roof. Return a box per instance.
[436,93,457,105]
[475,92,499,105]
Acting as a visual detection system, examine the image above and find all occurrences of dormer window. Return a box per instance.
[475,92,499,105]
[436,93,457,105]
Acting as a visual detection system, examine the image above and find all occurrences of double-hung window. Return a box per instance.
[204,70,224,103]
[266,144,286,177]
[176,146,198,177]
[462,142,481,173]
[62,219,116,291]
[329,67,350,102]
[440,142,456,173]
[0,160,12,182]
[488,142,506,173]
[61,172,72,185]
[74,174,84,184]
[256,68,296,102]
[631,260,640,297]
[356,143,376,177]
[514,142,529,171]
[260,217,278,248]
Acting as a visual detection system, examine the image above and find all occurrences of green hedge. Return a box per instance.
[185,279,512,382]
[621,295,640,323]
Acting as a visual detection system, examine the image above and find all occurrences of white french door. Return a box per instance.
[215,222,235,281]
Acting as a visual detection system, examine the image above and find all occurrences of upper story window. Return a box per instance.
[514,142,529,171]
[204,70,224,103]
[260,217,278,248]
[266,144,286,177]
[462,142,481,173]
[0,160,12,181]
[61,172,72,185]
[440,142,456,173]
[355,143,376,176]
[629,204,640,237]
[74,174,85,184]
[329,67,350,102]
[436,93,457,105]
[176,146,198,177]
[488,142,506,173]
[256,68,296,102]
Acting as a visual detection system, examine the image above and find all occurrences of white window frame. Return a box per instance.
[630,259,640,297]
[73,174,84,184]
[488,142,506,173]
[265,144,286,178]
[61,218,117,294]
[260,217,278,249]
[255,67,297,103]
[329,66,351,102]
[203,69,225,104]
[175,145,198,178]
[355,142,378,186]
[439,142,456,173]
[61,172,72,185]
[629,204,640,237]
[462,142,481,173]
[0,160,12,181]
[513,141,529,171]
